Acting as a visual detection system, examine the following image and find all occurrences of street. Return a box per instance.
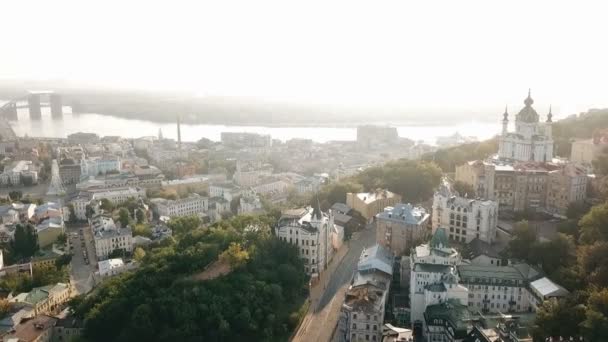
[66,223,96,295]
[293,224,376,342]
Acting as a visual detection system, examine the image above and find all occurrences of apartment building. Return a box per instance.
[546,163,587,216]
[151,194,208,218]
[274,206,334,276]
[376,203,430,256]
[340,244,394,342]
[91,215,133,260]
[346,190,402,222]
[432,179,498,244]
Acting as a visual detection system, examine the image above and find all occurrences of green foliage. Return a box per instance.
[12,223,39,260]
[8,191,22,201]
[566,202,591,220]
[578,241,608,288]
[132,224,152,238]
[55,254,73,269]
[532,291,586,340]
[56,232,67,245]
[68,203,76,223]
[219,242,249,268]
[167,215,202,236]
[117,208,130,227]
[581,288,608,340]
[0,298,11,319]
[135,209,145,224]
[355,159,442,203]
[108,249,126,259]
[578,202,608,244]
[133,247,146,262]
[71,215,307,342]
[315,181,362,211]
[452,181,475,198]
[100,199,114,212]
[507,221,536,261]
[421,138,498,172]
[85,204,95,219]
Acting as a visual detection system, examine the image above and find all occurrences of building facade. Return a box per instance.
[274,207,334,276]
[545,163,587,216]
[346,190,402,222]
[498,91,553,162]
[151,194,208,218]
[91,215,133,260]
[376,203,430,256]
[340,244,393,342]
[432,179,498,244]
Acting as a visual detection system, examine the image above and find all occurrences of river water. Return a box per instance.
[6,106,500,144]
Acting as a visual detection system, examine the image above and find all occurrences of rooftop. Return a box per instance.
[357,244,394,276]
[4,315,57,342]
[98,258,125,274]
[529,277,569,298]
[354,189,399,204]
[376,203,429,225]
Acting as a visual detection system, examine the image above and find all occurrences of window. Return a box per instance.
[366,335,369,341]
[373,325,377,331]
[366,324,370,330]
[353,323,357,329]
[372,336,376,341]
[353,314,357,319]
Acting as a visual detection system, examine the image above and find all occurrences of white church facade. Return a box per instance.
[498,90,554,162]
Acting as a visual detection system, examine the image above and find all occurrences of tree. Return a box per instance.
[578,241,608,287]
[108,248,126,259]
[581,288,608,340]
[0,298,11,319]
[133,247,146,262]
[56,232,67,245]
[529,233,576,277]
[85,204,95,219]
[54,254,72,269]
[167,216,201,236]
[452,181,475,198]
[67,204,77,223]
[566,201,591,220]
[133,224,152,238]
[579,202,608,244]
[100,198,114,212]
[12,224,39,259]
[507,221,536,261]
[8,191,22,201]
[533,292,586,340]
[219,242,249,268]
[135,209,145,224]
[118,208,130,227]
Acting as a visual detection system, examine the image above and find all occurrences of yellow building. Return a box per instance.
[346,190,401,222]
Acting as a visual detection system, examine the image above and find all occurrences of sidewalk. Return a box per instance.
[310,243,349,310]
[293,243,350,342]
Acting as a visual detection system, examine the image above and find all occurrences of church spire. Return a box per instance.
[547,105,553,123]
[524,88,534,107]
[503,105,509,122]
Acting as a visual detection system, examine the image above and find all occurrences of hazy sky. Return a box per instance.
[1,1,607,114]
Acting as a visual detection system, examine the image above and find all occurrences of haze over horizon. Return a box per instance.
[1,0,607,116]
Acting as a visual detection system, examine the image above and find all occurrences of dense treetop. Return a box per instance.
[70,215,308,342]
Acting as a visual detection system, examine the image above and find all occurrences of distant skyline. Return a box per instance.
[1,1,607,115]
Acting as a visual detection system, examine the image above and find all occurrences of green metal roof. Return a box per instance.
[430,228,449,249]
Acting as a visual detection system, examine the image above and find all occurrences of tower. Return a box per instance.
[502,106,509,135]
[158,128,163,140]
